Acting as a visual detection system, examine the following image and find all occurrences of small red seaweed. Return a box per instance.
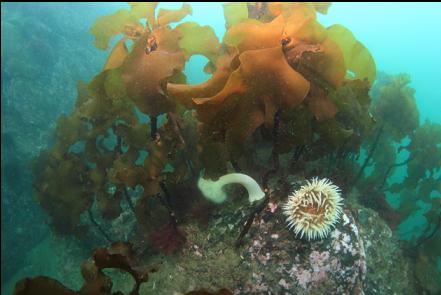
[150,221,186,255]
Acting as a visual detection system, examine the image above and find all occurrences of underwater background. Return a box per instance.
[1,2,440,295]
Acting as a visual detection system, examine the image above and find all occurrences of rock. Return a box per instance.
[140,193,367,294]
[139,186,416,294]
[4,180,415,295]
[354,205,416,294]
[234,205,366,294]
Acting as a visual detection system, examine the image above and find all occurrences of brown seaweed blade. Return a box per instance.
[128,2,158,29]
[156,3,193,27]
[14,277,77,295]
[191,46,310,173]
[175,22,221,64]
[13,242,157,295]
[327,24,376,84]
[103,39,129,71]
[304,84,338,122]
[223,15,284,53]
[194,46,310,113]
[92,242,152,293]
[282,13,346,88]
[167,50,238,109]
[121,33,186,116]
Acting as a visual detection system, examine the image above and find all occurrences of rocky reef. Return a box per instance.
[11,175,417,294]
[4,2,440,294]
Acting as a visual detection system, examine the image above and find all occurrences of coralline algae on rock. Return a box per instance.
[238,204,366,294]
[137,183,416,294]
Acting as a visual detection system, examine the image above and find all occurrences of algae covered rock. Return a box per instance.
[6,177,418,295]
[234,205,366,294]
[139,180,417,295]
[141,185,367,294]
[355,204,417,295]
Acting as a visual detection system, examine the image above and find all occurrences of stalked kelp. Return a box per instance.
[27,2,440,294]
[34,0,373,248]
[357,73,441,293]
[168,2,376,181]
[388,120,441,294]
[31,3,209,251]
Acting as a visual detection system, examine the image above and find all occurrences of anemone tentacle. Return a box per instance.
[283,177,343,241]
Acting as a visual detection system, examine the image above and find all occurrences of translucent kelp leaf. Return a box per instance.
[109,154,143,187]
[311,2,332,14]
[408,120,441,155]
[304,84,338,121]
[194,46,310,111]
[314,38,347,86]
[103,38,128,71]
[203,61,216,74]
[198,128,229,180]
[129,2,158,29]
[330,79,374,141]
[88,70,108,99]
[224,15,284,52]
[121,34,186,116]
[372,74,419,141]
[327,24,376,84]
[284,38,346,88]
[175,22,221,64]
[401,120,441,188]
[103,68,128,101]
[224,95,265,158]
[418,178,441,203]
[223,2,249,28]
[368,138,396,181]
[193,46,310,161]
[90,9,140,49]
[88,167,105,190]
[156,3,193,27]
[33,153,93,235]
[247,2,273,22]
[81,69,134,126]
[315,118,354,149]
[269,2,317,20]
[168,70,187,85]
[123,23,145,41]
[270,4,346,88]
[167,50,237,108]
[278,104,314,152]
[55,114,86,146]
[267,2,283,17]
[115,122,149,151]
[77,79,109,121]
[283,12,327,43]
[96,189,122,220]
[153,26,182,53]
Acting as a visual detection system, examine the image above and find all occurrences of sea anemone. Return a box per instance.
[283,177,343,240]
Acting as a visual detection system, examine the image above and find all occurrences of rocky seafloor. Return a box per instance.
[138,192,415,294]
[3,175,417,295]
